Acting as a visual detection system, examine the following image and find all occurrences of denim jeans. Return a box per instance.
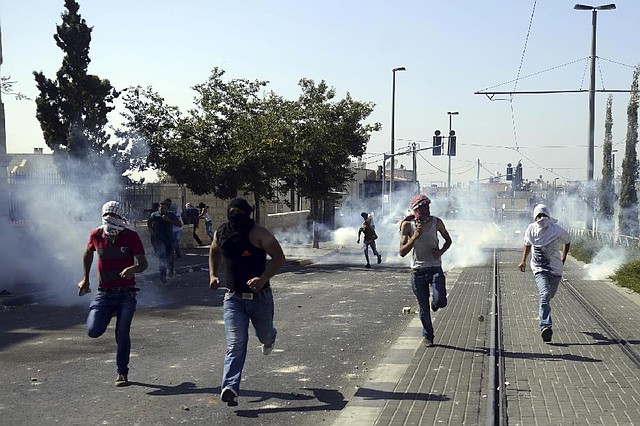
[222,289,277,395]
[86,290,137,375]
[362,240,380,264]
[205,220,213,241]
[155,239,175,278]
[411,267,447,340]
[534,272,561,330]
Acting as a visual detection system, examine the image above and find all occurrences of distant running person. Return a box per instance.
[357,215,381,268]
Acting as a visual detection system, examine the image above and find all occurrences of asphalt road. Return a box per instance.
[0,247,417,425]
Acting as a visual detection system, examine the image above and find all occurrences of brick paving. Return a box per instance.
[333,248,640,426]
[499,250,640,426]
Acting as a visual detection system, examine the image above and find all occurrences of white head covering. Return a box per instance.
[101,201,128,237]
[533,204,552,220]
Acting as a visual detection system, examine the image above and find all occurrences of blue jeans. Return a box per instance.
[362,240,380,264]
[222,289,277,395]
[86,290,137,375]
[155,239,175,278]
[534,272,561,330]
[205,220,213,241]
[411,267,447,340]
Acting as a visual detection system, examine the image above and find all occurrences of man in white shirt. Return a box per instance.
[518,204,571,343]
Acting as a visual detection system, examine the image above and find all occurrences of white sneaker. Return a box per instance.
[261,342,275,355]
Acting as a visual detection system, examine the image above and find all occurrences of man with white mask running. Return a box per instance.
[518,204,571,343]
[78,201,148,386]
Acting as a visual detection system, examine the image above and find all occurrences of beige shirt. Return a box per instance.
[410,217,441,270]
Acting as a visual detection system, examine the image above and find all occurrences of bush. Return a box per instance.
[611,259,640,293]
[569,237,605,263]
[570,237,640,294]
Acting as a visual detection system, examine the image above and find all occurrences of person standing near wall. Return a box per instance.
[148,200,182,282]
[199,202,214,243]
[183,202,204,246]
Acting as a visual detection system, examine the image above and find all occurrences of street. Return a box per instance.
[0,247,417,425]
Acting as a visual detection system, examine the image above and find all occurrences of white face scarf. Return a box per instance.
[530,217,562,246]
[102,215,128,238]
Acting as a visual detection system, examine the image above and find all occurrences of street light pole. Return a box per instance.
[446,111,459,210]
[574,3,616,229]
[390,67,406,203]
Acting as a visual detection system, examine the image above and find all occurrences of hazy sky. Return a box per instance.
[1,0,638,187]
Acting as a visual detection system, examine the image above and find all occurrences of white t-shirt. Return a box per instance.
[523,218,571,276]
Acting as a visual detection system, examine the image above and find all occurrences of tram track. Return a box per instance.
[486,248,640,426]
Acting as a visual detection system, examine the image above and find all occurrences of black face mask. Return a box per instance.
[227,212,251,230]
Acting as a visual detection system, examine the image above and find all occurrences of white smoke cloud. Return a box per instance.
[583,245,627,281]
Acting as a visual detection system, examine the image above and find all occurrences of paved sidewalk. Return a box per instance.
[333,249,640,426]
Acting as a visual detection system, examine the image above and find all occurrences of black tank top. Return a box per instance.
[220,232,268,293]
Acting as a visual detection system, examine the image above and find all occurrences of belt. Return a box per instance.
[412,267,442,274]
[98,287,139,293]
[231,287,271,300]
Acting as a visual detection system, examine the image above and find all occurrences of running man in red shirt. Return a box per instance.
[78,201,148,386]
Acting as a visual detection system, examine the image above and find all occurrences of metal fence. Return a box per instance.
[8,173,155,224]
[569,227,640,250]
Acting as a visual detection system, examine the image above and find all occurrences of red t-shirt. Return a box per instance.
[87,228,145,288]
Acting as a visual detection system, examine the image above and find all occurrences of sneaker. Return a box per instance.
[431,302,439,312]
[365,263,371,269]
[262,341,275,355]
[167,271,174,278]
[541,327,553,342]
[115,374,129,387]
[424,337,434,347]
[160,275,167,284]
[221,387,238,407]
[377,255,382,264]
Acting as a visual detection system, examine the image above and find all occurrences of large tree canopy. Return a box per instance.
[121,68,380,222]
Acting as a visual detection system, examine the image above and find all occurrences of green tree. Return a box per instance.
[618,65,640,236]
[33,0,134,179]
[121,68,294,223]
[598,95,615,227]
[290,79,380,244]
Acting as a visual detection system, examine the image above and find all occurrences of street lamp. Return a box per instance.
[446,111,459,209]
[390,67,406,200]
[574,3,615,229]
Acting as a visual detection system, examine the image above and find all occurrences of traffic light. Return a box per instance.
[432,130,442,156]
[506,163,513,181]
[448,130,457,156]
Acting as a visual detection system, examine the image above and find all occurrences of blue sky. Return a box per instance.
[1,0,638,186]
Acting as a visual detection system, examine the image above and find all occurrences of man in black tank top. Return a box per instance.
[208,198,286,406]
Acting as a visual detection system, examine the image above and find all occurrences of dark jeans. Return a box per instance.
[192,225,203,246]
[411,267,447,340]
[86,290,137,375]
[155,239,175,278]
[222,289,276,395]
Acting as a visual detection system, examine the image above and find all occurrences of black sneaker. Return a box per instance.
[541,327,553,342]
[431,303,439,312]
[377,255,382,264]
[221,387,238,407]
[365,263,371,269]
